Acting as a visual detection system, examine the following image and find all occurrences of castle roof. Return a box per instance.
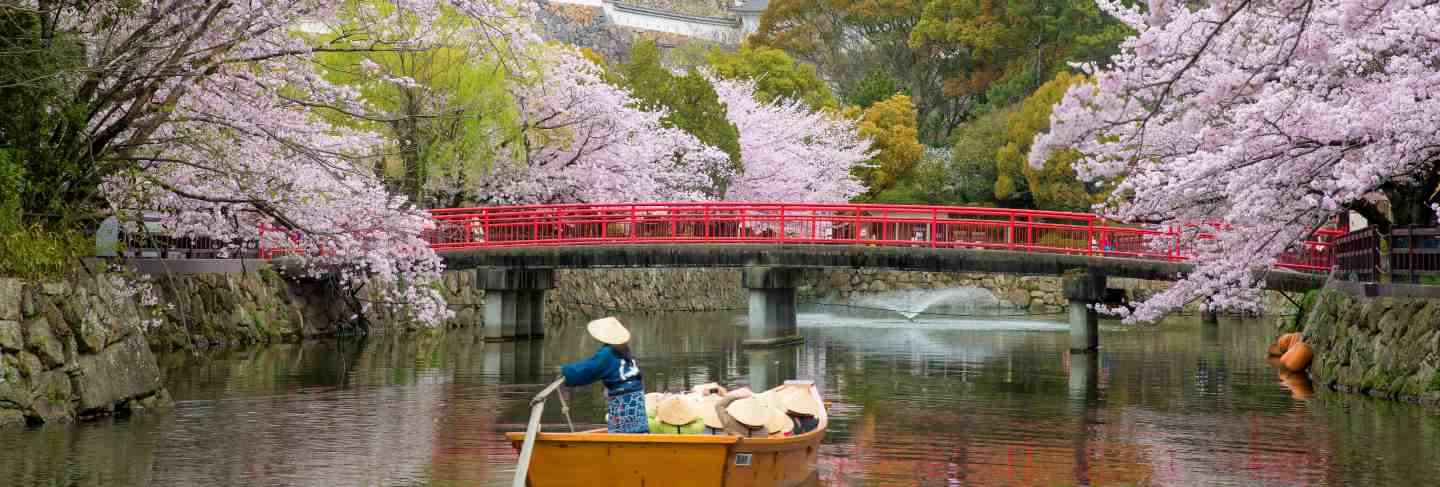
[730,0,769,14]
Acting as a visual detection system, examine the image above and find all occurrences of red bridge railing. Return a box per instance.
[419,202,1340,272]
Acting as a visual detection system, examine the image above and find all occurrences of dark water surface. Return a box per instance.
[3,307,1439,486]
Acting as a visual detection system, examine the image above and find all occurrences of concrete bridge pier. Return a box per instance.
[742,267,803,347]
[1063,270,1106,353]
[480,268,554,341]
[746,345,800,392]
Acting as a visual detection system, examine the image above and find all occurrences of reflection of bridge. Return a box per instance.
[413,203,1338,350]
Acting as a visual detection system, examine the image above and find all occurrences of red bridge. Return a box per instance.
[252,202,1344,348]
[422,202,1339,272]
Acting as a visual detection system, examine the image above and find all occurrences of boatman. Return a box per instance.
[561,317,648,433]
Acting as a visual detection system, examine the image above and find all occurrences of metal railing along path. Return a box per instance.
[419,202,1341,272]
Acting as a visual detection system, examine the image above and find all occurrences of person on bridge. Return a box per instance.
[561,317,648,433]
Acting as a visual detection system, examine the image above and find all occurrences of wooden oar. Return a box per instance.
[514,376,566,487]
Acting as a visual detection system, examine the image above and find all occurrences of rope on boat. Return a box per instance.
[558,386,575,433]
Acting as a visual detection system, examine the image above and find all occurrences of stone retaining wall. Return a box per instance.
[1,275,170,428]
[1301,286,1440,404]
[432,267,747,330]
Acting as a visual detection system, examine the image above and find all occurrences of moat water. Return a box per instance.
[3,306,1438,486]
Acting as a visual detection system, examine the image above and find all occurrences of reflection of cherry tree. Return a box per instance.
[1031,0,1440,322]
[709,76,871,203]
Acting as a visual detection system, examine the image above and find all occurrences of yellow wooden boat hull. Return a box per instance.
[506,386,826,487]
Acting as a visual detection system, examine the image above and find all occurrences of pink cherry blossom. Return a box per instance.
[708,76,871,202]
[470,48,730,204]
[1032,0,1440,322]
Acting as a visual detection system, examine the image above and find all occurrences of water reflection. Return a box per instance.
[0,311,1438,486]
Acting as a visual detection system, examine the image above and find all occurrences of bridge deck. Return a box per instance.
[439,244,1324,292]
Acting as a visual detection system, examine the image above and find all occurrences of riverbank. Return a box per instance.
[1,263,1305,428]
[0,265,750,427]
[1299,282,1440,405]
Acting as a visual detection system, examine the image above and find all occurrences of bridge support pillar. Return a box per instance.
[1063,270,1106,353]
[480,268,554,341]
[742,267,802,347]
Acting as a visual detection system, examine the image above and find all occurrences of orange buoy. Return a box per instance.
[1279,341,1314,372]
[1275,332,1302,350]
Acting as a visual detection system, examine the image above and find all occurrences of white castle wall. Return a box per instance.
[602,2,742,44]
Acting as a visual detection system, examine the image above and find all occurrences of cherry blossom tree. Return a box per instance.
[708,76,871,202]
[10,0,546,325]
[468,48,730,204]
[1030,0,1440,321]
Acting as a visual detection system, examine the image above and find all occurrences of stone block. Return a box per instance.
[74,306,116,355]
[40,282,69,296]
[0,320,21,351]
[15,352,42,377]
[73,333,163,413]
[24,318,65,367]
[0,409,24,427]
[29,370,72,421]
[0,279,20,321]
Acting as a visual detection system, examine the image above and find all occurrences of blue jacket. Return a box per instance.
[561,345,643,396]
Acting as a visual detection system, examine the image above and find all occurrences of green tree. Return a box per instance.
[870,147,956,204]
[753,0,1130,143]
[846,69,908,109]
[0,6,89,227]
[843,94,925,201]
[615,40,742,194]
[317,2,524,207]
[948,104,1014,206]
[993,71,1097,211]
[705,44,837,110]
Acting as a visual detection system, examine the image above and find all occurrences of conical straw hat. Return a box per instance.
[587,317,631,345]
[645,392,666,416]
[764,405,794,435]
[697,395,724,429]
[658,395,700,426]
[779,389,820,416]
[725,397,771,427]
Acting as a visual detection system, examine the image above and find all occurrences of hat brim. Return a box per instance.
[657,397,700,426]
[779,389,820,416]
[587,317,631,345]
[764,405,794,434]
[697,396,724,429]
[725,398,772,427]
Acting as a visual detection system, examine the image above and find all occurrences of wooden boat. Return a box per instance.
[506,383,827,487]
